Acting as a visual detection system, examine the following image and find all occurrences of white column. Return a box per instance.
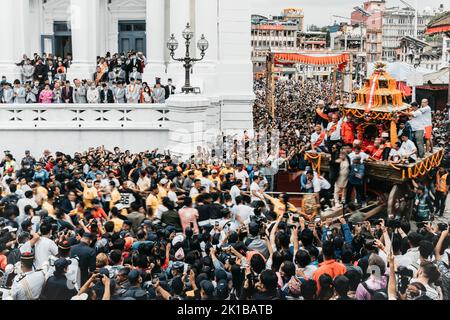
[0,0,20,81]
[167,0,191,86]
[143,0,167,85]
[67,0,99,82]
[193,0,218,94]
[216,0,254,131]
[14,0,31,59]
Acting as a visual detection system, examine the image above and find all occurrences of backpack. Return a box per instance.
[361,279,388,300]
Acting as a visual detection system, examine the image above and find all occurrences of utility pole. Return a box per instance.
[266,51,275,119]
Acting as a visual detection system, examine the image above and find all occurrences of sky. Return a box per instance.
[250,0,448,28]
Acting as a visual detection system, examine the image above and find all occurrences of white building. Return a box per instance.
[0,0,255,159]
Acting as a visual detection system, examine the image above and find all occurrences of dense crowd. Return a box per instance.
[0,75,449,301]
[0,51,175,104]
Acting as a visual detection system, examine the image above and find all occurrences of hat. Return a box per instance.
[160,178,169,185]
[20,251,35,262]
[128,269,141,283]
[82,232,96,240]
[215,269,228,282]
[215,280,229,299]
[172,234,185,246]
[211,169,218,174]
[54,258,72,270]
[172,261,184,271]
[174,247,185,260]
[6,167,14,173]
[142,220,153,227]
[200,280,215,296]
[58,240,71,251]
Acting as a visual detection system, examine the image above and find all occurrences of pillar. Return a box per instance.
[0,1,20,81]
[15,0,31,59]
[167,0,191,86]
[193,0,218,94]
[217,0,255,131]
[66,0,99,82]
[143,0,167,85]
[166,95,210,160]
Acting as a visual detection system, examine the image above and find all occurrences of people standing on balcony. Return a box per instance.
[13,80,26,104]
[54,68,66,83]
[126,78,141,103]
[114,81,126,104]
[165,78,176,99]
[73,79,87,104]
[53,82,63,104]
[62,81,73,104]
[21,59,35,84]
[93,66,108,86]
[33,58,47,85]
[39,84,54,104]
[1,82,13,104]
[46,59,56,80]
[141,86,152,104]
[25,84,37,103]
[87,83,100,104]
[151,80,165,104]
[128,67,142,83]
[100,83,114,104]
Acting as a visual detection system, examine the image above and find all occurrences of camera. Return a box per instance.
[396,266,414,294]
[437,223,448,232]
[386,219,401,229]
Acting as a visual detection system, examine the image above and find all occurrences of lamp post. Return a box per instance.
[167,23,209,94]
[406,44,422,102]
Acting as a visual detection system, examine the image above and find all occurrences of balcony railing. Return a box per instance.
[0,104,170,130]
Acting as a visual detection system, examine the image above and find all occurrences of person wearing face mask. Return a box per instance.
[87,83,100,103]
[21,59,35,84]
[128,67,142,83]
[126,78,141,103]
[73,79,87,104]
[13,79,26,104]
[33,58,48,85]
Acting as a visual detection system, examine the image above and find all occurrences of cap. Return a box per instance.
[20,251,35,262]
[159,178,169,185]
[215,280,229,299]
[58,240,71,251]
[200,280,215,296]
[54,258,72,270]
[215,269,228,282]
[211,169,218,174]
[4,226,18,233]
[172,261,184,271]
[172,234,185,246]
[128,269,141,283]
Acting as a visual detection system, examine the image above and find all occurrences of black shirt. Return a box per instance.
[70,242,96,285]
[40,274,78,300]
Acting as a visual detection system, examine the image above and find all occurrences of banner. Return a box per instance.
[274,53,350,66]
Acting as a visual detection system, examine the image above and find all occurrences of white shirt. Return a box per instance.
[20,237,58,269]
[409,109,425,131]
[168,190,178,205]
[348,151,369,164]
[420,106,432,127]
[230,185,241,204]
[326,119,342,141]
[312,176,331,192]
[189,187,199,198]
[11,270,46,300]
[236,204,254,224]
[311,132,325,147]
[250,181,263,203]
[389,148,401,162]
[400,139,417,161]
[199,177,215,193]
[235,170,249,189]
[17,197,38,216]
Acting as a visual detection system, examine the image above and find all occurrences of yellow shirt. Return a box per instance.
[110,189,121,209]
[42,201,55,218]
[110,217,124,233]
[267,196,297,217]
[36,186,48,198]
[209,176,221,190]
[219,168,234,177]
[83,186,97,209]
[157,186,167,203]
[146,194,159,216]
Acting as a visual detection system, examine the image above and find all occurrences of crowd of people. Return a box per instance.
[0,52,176,104]
[0,72,449,301]
[0,144,448,300]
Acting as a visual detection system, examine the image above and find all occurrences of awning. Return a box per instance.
[274,53,350,66]
[425,25,450,34]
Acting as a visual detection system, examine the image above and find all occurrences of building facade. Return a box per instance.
[0,0,255,158]
[382,7,435,61]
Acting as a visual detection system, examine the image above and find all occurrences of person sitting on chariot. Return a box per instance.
[397,120,413,142]
[399,133,418,164]
[388,142,402,164]
[303,170,333,211]
[310,125,327,153]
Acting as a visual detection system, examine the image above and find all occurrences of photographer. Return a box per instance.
[434,226,450,300]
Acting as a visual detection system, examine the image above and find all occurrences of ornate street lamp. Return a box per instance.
[406,43,422,102]
[167,23,209,94]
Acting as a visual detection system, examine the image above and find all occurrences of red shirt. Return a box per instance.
[92,208,107,220]
[312,259,346,292]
